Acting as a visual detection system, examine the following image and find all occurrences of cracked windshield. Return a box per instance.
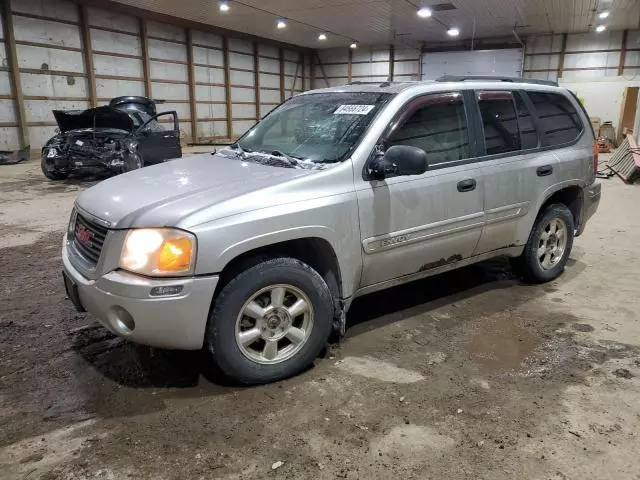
[226,92,392,169]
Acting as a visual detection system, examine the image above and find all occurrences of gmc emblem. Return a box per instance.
[75,224,93,248]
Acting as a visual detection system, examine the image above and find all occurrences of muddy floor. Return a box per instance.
[1,157,640,480]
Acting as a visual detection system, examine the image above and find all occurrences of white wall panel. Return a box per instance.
[91,28,140,56]
[566,31,622,51]
[229,38,252,54]
[150,61,188,81]
[352,62,389,76]
[230,70,253,86]
[16,45,84,72]
[195,66,224,84]
[96,79,144,98]
[229,52,253,70]
[191,30,222,49]
[13,16,81,48]
[394,48,420,61]
[146,21,185,42]
[231,88,254,102]
[197,121,226,138]
[25,99,88,121]
[393,61,419,77]
[151,82,189,99]
[29,126,58,148]
[12,0,79,22]
[148,38,186,61]
[283,62,298,76]
[195,85,226,102]
[260,89,280,103]
[21,72,87,97]
[196,103,226,118]
[260,104,275,118]
[232,104,256,118]
[260,74,280,89]
[0,99,17,122]
[421,48,523,80]
[259,44,278,58]
[194,46,223,66]
[0,127,20,150]
[94,55,142,77]
[321,64,347,77]
[260,57,279,73]
[87,8,137,33]
[0,72,12,95]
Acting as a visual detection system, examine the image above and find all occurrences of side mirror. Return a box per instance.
[369,145,428,180]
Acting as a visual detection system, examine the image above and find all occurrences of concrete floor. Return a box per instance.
[1,155,639,479]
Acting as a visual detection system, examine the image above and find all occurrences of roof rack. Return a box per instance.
[435,75,558,87]
[347,81,393,87]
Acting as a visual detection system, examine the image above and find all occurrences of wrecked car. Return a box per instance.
[41,96,181,180]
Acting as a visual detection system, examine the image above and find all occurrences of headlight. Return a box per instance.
[124,140,137,153]
[46,147,57,158]
[119,228,196,277]
[68,208,77,237]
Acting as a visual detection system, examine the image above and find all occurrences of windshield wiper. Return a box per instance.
[227,142,251,158]
[267,150,299,167]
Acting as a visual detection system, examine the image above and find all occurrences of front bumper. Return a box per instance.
[577,181,601,236]
[62,236,218,350]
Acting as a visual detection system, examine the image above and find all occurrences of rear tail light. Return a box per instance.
[593,140,599,173]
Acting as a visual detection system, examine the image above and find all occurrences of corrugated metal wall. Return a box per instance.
[524,30,640,80]
[314,46,421,87]
[0,0,311,150]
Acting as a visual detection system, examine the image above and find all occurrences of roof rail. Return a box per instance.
[435,75,559,87]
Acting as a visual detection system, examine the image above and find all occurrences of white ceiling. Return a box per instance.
[112,0,640,49]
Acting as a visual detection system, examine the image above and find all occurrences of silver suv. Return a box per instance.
[62,76,601,384]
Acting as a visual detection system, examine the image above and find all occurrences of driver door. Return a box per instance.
[136,111,181,164]
[356,92,486,287]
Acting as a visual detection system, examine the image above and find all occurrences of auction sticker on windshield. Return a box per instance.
[334,105,375,115]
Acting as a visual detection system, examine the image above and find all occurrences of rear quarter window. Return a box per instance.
[527,91,583,147]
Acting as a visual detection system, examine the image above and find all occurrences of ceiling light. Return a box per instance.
[596,24,606,32]
[598,11,610,19]
[417,7,432,18]
[276,17,286,29]
[350,41,358,49]
[219,0,229,12]
[447,27,460,37]
[318,33,327,41]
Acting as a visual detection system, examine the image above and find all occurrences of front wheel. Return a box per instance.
[41,154,67,180]
[514,203,575,283]
[204,257,334,384]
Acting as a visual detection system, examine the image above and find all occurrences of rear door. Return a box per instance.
[474,89,585,254]
[136,111,182,164]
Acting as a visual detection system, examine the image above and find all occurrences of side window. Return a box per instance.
[477,91,520,155]
[389,92,470,165]
[515,93,539,149]
[527,91,582,146]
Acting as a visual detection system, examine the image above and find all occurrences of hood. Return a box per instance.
[76,153,315,229]
[53,106,134,133]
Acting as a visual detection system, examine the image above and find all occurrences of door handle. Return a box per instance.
[536,165,553,177]
[457,179,476,192]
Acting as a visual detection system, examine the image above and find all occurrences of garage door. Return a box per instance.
[421,48,524,80]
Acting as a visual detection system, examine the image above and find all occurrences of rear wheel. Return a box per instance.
[204,257,334,384]
[41,154,67,180]
[514,203,574,283]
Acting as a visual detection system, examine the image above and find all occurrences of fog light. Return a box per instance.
[150,285,184,297]
[109,306,135,334]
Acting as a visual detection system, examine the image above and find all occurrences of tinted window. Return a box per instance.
[477,91,520,155]
[527,92,582,146]
[515,93,539,149]
[389,93,469,165]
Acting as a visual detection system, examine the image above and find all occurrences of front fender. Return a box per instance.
[190,193,362,298]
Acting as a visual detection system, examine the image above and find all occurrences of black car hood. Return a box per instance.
[53,106,134,133]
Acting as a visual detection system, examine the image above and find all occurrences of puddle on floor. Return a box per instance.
[464,313,540,374]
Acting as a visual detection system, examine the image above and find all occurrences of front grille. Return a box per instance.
[72,214,108,266]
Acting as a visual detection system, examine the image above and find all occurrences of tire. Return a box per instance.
[41,155,67,180]
[204,257,334,385]
[515,203,575,283]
